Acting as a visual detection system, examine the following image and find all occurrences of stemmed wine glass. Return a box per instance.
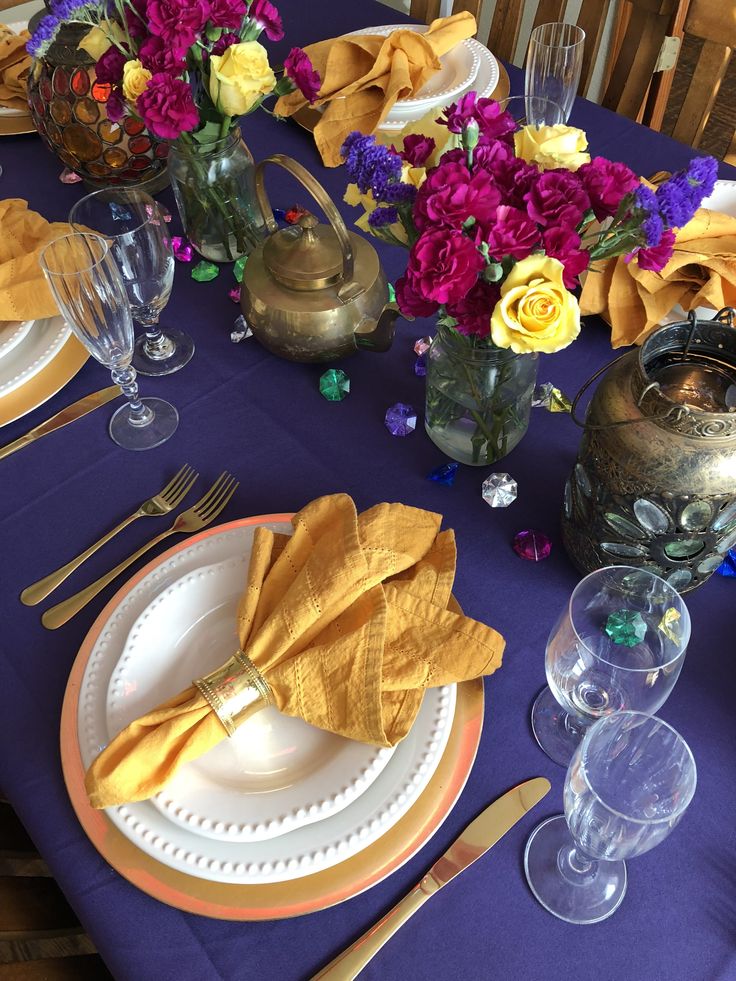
[524,711,697,923]
[532,565,690,765]
[69,187,194,376]
[39,232,179,451]
[525,22,585,123]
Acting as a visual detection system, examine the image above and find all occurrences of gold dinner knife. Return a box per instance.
[312,777,551,981]
[0,386,119,461]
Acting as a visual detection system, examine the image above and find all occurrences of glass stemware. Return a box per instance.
[524,711,697,924]
[69,187,194,376]
[499,95,566,128]
[531,565,690,765]
[39,232,179,451]
[525,22,585,124]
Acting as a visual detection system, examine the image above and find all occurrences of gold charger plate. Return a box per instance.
[0,333,89,427]
[0,112,37,136]
[60,516,485,921]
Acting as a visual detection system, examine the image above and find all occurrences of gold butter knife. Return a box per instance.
[0,386,120,461]
[312,777,551,981]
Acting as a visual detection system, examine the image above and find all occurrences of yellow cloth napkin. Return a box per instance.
[0,24,31,111]
[580,207,736,348]
[85,493,505,809]
[0,199,72,320]
[274,13,477,167]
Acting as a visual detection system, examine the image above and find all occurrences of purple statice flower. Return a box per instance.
[654,175,694,228]
[633,184,658,217]
[685,156,717,198]
[368,206,399,229]
[26,13,57,56]
[341,132,403,200]
[641,211,664,248]
[27,0,97,56]
[381,181,417,206]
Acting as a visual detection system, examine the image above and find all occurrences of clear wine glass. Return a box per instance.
[531,565,690,766]
[499,94,566,127]
[524,711,696,924]
[525,22,585,123]
[69,187,194,376]
[39,232,179,451]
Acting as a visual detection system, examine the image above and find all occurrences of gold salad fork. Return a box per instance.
[21,465,199,607]
[41,472,239,630]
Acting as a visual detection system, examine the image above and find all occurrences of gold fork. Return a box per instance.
[41,472,239,630]
[21,465,199,607]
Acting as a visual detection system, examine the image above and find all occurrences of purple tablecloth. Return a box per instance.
[1,5,735,979]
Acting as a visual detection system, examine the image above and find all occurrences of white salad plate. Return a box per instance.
[108,556,396,844]
[0,317,71,398]
[79,518,457,885]
[0,319,33,360]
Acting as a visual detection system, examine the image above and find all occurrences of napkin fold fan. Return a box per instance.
[86,494,505,809]
[274,12,477,167]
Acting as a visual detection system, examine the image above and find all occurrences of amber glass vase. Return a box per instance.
[27,23,168,189]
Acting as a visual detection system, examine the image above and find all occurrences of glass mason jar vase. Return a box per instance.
[425,325,539,466]
[168,131,266,262]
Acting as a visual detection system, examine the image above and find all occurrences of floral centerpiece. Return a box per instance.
[28,0,320,260]
[342,94,718,465]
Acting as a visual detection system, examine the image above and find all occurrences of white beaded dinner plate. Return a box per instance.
[0,319,33,360]
[0,317,71,398]
[107,555,396,844]
[79,518,457,885]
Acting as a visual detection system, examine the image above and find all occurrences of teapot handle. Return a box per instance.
[254,154,361,301]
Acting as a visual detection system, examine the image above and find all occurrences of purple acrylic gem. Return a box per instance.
[414,354,427,377]
[171,236,193,262]
[512,529,552,561]
[228,286,241,304]
[385,402,417,436]
[427,462,458,486]
[59,167,82,184]
[717,548,736,577]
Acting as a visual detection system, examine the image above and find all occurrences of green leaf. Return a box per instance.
[192,119,223,144]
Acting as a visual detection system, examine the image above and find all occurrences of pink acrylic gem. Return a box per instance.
[512,529,552,561]
[414,335,432,356]
[59,167,82,184]
[228,286,241,303]
[171,236,193,262]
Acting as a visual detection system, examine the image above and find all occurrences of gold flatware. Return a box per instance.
[0,385,119,461]
[41,472,240,630]
[20,464,199,607]
[312,777,551,981]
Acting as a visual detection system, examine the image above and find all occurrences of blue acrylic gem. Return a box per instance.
[414,354,427,377]
[273,208,286,221]
[385,402,417,436]
[717,548,736,577]
[427,462,459,486]
[109,202,133,221]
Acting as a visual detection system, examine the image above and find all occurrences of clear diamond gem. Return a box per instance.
[482,472,517,507]
[231,315,252,342]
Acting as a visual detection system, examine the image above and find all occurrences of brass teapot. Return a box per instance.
[240,154,401,362]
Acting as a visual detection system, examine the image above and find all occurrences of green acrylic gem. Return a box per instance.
[233,255,248,283]
[387,282,396,303]
[604,609,647,647]
[319,368,350,402]
[191,260,219,282]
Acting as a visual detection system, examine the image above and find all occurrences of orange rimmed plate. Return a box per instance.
[60,515,484,920]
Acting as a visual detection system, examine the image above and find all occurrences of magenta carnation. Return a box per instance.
[485,205,540,261]
[414,161,500,232]
[138,35,185,74]
[395,273,439,318]
[440,93,516,142]
[486,156,539,209]
[399,134,435,167]
[632,229,676,272]
[284,47,320,104]
[95,46,126,85]
[406,228,484,305]
[126,0,148,38]
[525,170,590,228]
[211,31,240,55]
[137,73,199,139]
[146,0,210,55]
[578,157,639,221]
[248,0,284,41]
[445,280,500,338]
[542,228,590,288]
[209,0,246,29]
[105,88,125,122]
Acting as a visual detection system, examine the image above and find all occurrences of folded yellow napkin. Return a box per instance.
[86,493,504,809]
[0,199,72,321]
[0,24,31,111]
[580,207,736,348]
[274,12,477,167]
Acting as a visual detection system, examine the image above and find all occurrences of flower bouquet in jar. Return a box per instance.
[341,94,718,465]
[28,0,321,260]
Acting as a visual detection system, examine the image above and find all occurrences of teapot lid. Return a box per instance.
[263,214,344,291]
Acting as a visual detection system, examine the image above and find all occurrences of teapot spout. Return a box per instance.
[354,303,403,353]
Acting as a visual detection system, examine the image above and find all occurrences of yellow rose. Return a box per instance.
[78,22,123,60]
[491,256,580,354]
[122,60,152,103]
[209,42,276,117]
[514,124,590,172]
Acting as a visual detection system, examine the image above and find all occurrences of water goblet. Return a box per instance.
[69,187,195,376]
[525,22,585,123]
[499,95,566,129]
[524,710,696,923]
[39,232,179,451]
[531,565,690,765]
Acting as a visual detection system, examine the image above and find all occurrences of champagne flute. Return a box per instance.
[69,187,194,376]
[531,566,690,765]
[525,22,585,123]
[524,711,696,923]
[40,232,179,451]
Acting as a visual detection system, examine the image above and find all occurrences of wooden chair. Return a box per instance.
[409,0,483,28]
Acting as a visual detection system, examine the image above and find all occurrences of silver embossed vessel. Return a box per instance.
[562,310,736,592]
